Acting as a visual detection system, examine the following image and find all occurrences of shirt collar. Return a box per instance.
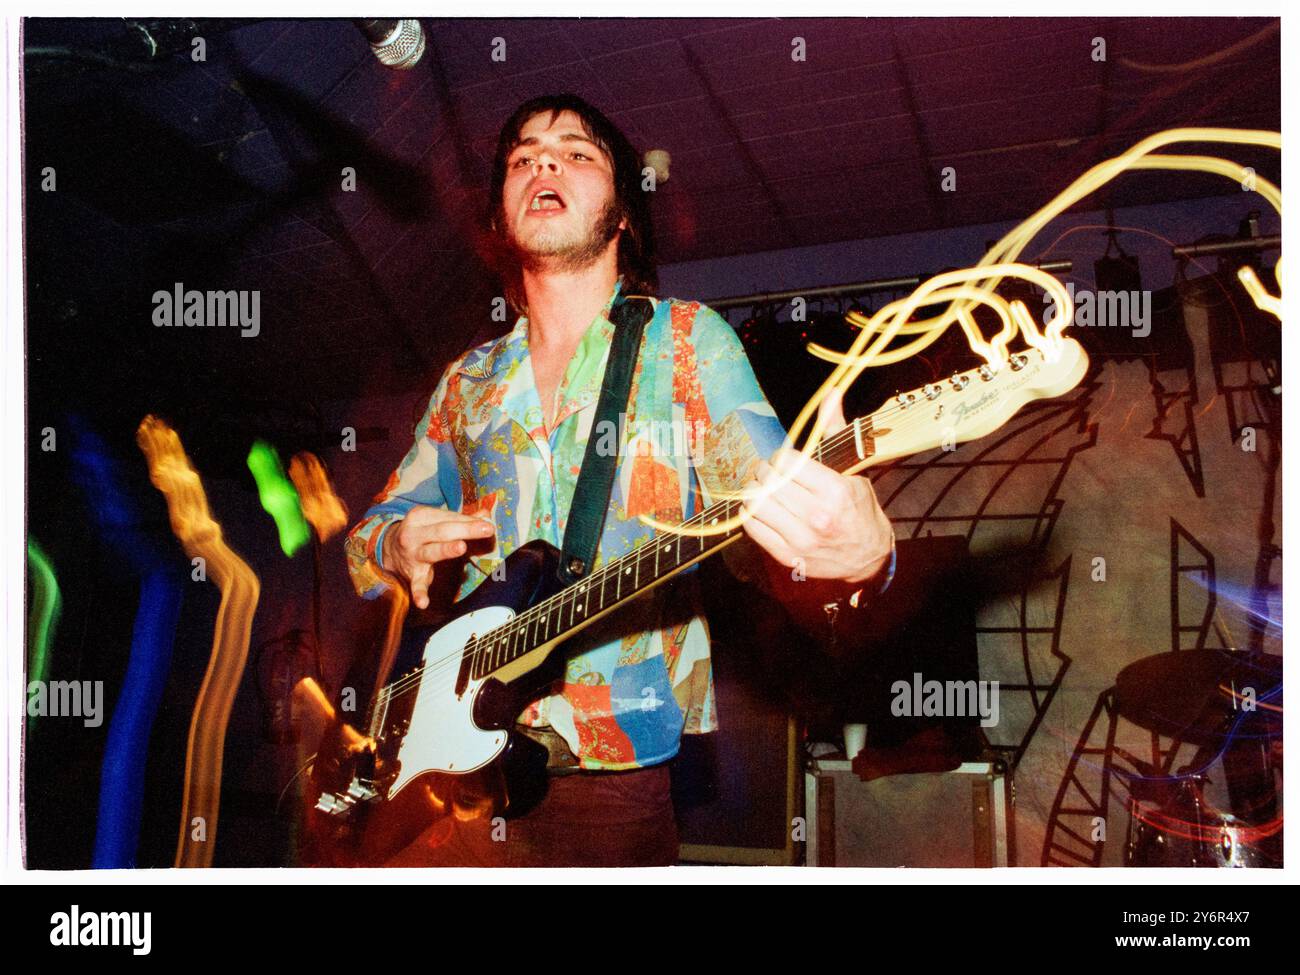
[458,276,626,380]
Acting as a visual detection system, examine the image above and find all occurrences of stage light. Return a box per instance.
[644,149,671,185]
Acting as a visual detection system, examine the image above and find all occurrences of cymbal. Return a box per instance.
[1113,649,1281,745]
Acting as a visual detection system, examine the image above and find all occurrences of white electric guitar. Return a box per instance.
[308,338,1089,865]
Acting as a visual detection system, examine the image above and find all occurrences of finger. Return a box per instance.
[816,386,848,434]
[754,458,820,517]
[436,517,496,540]
[744,482,819,556]
[770,445,852,501]
[416,538,468,563]
[742,511,802,570]
[409,562,434,610]
[407,518,495,547]
[408,507,495,531]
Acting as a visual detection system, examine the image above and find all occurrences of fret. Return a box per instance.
[573,581,587,624]
[523,610,536,653]
[538,604,550,646]
[403,417,881,693]
[510,618,524,666]
[601,569,616,614]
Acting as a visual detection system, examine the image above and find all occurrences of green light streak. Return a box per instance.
[27,537,61,730]
[247,441,310,556]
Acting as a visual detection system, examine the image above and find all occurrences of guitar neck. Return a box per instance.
[464,338,1091,683]
[468,415,877,681]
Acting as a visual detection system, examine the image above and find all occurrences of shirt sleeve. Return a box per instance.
[679,301,888,615]
[671,302,787,589]
[344,361,463,599]
[678,301,789,508]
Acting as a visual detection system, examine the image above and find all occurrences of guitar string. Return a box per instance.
[371,389,978,708]
[372,359,1033,709]
[375,490,755,703]
[373,434,856,706]
[372,411,899,707]
[432,406,882,673]
[374,398,955,708]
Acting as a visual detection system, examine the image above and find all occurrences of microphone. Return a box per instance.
[354,19,426,69]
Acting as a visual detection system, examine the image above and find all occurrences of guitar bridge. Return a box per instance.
[313,776,380,818]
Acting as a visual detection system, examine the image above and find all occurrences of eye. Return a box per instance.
[511,155,533,169]
[571,152,591,161]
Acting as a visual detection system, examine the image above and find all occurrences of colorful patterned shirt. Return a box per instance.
[345,277,787,769]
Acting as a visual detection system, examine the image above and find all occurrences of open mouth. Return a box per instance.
[528,189,566,212]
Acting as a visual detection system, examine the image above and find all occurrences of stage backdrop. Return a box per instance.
[862,271,1280,865]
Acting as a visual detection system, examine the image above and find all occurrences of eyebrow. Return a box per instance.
[509,132,604,155]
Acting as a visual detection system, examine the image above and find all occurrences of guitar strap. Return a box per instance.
[557,292,654,586]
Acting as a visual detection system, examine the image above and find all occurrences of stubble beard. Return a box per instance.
[500,194,624,276]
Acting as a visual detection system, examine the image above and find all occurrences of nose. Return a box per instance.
[532,148,563,175]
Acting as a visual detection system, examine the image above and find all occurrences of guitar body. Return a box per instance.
[306,540,571,867]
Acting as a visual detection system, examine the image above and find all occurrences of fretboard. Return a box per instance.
[468,415,876,680]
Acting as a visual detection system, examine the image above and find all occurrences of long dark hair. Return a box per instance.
[485,93,657,313]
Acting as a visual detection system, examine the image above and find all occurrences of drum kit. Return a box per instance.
[1114,648,1282,868]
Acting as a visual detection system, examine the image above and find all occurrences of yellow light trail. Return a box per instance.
[136,416,261,868]
[641,127,1280,540]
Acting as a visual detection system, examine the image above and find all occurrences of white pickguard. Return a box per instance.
[386,605,516,798]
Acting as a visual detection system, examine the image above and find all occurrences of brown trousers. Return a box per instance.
[383,764,679,868]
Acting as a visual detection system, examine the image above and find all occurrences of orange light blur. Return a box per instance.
[289,452,349,542]
[137,415,261,869]
[293,676,374,752]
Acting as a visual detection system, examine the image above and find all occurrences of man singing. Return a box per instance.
[345,93,894,866]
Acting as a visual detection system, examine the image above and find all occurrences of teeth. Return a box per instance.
[530,190,561,211]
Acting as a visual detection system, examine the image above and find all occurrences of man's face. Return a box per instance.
[498,109,626,272]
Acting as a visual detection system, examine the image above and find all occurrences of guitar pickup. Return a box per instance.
[346,778,379,802]
[314,792,353,816]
